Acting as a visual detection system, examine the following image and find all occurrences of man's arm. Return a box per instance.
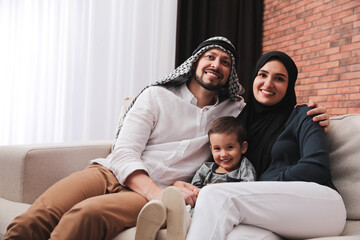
[306,100,330,131]
[124,170,163,201]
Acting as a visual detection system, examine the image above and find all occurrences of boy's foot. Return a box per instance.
[135,200,166,240]
[162,186,190,240]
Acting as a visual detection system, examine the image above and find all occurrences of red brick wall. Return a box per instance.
[263,0,360,115]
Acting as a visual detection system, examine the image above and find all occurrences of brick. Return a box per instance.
[328,108,348,115]
[298,71,311,79]
[342,14,358,24]
[295,84,312,91]
[319,75,340,82]
[303,39,322,48]
[296,9,314,19]
[328,80,350,88]
[322,101,340,108]
[329,52,353,61]
[306,95,328,102]
[320,33,342,43]
[340,72,359,80]
[341,42,360,52]
[320,47,340,56]
[296,96,309,104]
[348,108,360,114]
[328,67,349,74]
[339,101,360,108]
[302,77,320,84]
[295,22,313,31]
[318,88,337,95]
[330,23,353,34]
[353,34,360,43]
[341,0,360,11]
[313,82,329,89]
[305,1,323,11]
[302,64,320,71]
[312,4,331,14]
[330,37,352,47]
[309,69,329,77]
[349,64,360,71]
[354,20,360,28]
[321,5,344,17]
[340,56,360,66]
[313,30,332,40]
[332,9,354,21]
[350,79,360,86]
[299,89,318,96]
[349,93,360,100]
[319,60,339,69]
[328,94,348,101]
[337,86,360,94]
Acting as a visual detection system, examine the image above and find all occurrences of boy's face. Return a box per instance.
[209,132,248,173]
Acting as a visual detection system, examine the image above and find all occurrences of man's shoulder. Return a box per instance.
[140,85,180,99]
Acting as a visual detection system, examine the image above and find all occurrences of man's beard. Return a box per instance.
[194,74,225,91]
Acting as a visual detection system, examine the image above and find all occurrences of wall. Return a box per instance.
[263,0,360,115]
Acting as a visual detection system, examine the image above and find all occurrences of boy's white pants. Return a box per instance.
[186,181,346,240]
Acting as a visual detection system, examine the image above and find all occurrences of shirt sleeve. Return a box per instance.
[108,87,159,185]
[266,106,332,185]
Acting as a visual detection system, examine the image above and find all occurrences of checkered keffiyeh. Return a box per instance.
[114,36,245,140]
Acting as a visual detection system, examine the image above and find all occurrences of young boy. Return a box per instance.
[135,116,256,240]
[191,116,256,193]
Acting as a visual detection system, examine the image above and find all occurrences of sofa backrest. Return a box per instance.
[327,114,360,220]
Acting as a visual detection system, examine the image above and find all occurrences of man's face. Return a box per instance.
[194,48,232,91]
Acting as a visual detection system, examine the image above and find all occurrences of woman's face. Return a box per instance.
[253,59,289,106]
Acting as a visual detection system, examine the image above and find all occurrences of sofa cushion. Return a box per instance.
[0,198,30,239]
[327,114,360,220]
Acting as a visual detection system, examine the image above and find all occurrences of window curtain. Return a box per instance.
[175,0,263,100]
[0,0,178,145]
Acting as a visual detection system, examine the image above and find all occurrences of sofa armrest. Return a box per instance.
[0,141,112,204]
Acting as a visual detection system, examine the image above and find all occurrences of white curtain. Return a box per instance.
[0,0,178,145]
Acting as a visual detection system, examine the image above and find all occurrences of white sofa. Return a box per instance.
[1,114,360,240]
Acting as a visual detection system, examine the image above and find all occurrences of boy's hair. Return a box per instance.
[208,116,247,144]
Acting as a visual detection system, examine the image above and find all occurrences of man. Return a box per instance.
[4,37,246,240]
[4,37,328,240]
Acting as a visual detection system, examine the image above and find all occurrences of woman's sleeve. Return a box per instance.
[278,108,332,184]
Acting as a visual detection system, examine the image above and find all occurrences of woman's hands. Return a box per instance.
[306,100,330,132]
[173,181,200,207]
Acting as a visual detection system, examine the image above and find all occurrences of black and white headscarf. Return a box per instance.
[115,36,245,140]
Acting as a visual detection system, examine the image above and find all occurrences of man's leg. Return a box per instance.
[50,189,147,240]
[4,164,116,240]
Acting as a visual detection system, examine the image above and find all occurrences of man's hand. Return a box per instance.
[124,170,163,201]
[173,181,199,207]
[306,100,330,132]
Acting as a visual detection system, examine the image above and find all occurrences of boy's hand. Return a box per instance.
[173,181,199,207]
[306,100,330,132]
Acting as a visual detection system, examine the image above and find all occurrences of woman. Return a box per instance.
[185,51,346,240]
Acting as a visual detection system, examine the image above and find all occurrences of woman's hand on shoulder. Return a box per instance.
[173,181,199,207]
[306,100,330,132]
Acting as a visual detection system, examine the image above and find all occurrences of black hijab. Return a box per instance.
[238,51,298,177]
